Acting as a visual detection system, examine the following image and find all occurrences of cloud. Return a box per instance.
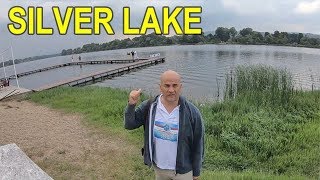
[1,0,320,59]
[0,1,11,21]
[294,0,320,14]
[221,0,276,15]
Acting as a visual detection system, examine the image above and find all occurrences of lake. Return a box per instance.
[2,44,320,101]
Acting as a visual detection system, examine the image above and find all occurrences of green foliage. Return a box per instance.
[215,27,232,42]
[225,65,294,107]
[59,27,320,56]
[28,87,129,129]
[61,33,176,55]
[240,28,253,37]
[202,66,320,178]
[27,82,320,179]
[0,53,60,68]
[202,170,310,180]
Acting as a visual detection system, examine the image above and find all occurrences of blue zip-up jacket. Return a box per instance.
[124,95,204,176]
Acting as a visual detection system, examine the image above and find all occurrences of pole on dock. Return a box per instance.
[10,45,20,88]
[1,54,8,81]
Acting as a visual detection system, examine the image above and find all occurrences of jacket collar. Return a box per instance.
[153,94,185,107]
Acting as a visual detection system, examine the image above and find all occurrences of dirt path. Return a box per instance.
[0,100,136,179]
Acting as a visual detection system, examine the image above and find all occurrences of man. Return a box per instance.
[124,70,204,180]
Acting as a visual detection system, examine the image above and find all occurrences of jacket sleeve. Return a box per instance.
[124,100,148,130]
[192,107,205,177]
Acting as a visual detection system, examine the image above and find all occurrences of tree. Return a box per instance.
[273,30,280,38]
[61,49,67,56]
[300,37,310,46]
[264,32,270,37]
[190,35,203,44]
[251,32,264,44]
[205,33,214,42]
[288,33,299,44]
[298,33,304,44]
[215,27,230,42]
[264,34,275,44]
[229,27,237,39]
[239,28,253,37]
[306,38,320,46]
[74,47,82,54]
[280,32,288,39]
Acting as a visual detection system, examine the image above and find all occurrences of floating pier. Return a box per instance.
[1,58,148,80]
[33,57,165,91]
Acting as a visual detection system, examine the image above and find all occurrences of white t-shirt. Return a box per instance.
[153,95,180,170]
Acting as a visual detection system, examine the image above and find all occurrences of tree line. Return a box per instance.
[1,27,319,68]
[61,27,320,56]
[0,53,60,68]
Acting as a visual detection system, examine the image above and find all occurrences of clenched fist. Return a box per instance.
[128,89,142,105]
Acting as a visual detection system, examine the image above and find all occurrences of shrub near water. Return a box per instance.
[225,65,294,107]
[203,65,320,178]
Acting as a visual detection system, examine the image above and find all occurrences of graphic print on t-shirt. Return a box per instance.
[154,120,178,142]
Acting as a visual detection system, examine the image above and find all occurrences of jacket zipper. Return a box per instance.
[148,102,155,165]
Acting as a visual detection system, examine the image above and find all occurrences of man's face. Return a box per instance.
[160,75,182,103]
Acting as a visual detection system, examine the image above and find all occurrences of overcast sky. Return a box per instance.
[0,0,319,59]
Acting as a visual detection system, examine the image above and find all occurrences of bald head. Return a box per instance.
[160,70,181,84]
[159,70,182,104]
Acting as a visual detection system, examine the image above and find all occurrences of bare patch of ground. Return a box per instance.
[0,100,136,179]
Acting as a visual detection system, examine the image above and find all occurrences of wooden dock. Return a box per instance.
[33,57,165,91]
[1,58,148,80]
[0,86,31,101]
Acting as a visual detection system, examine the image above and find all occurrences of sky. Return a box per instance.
[0,0,320,59]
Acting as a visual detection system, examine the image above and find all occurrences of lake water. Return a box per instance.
[2,44,320,101]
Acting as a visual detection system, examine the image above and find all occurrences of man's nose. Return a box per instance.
[168,86,175,92]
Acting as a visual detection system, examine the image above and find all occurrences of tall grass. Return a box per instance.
[225,65,294,107]
[203,65,320,178]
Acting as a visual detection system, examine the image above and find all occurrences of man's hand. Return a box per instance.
[128,89,142,105]
[193,176,199,180]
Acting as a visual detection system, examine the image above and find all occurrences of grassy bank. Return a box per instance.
[203,65,320,179]
[27,87,154,179]
[26,66,319,179]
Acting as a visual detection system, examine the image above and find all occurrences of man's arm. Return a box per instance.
[192,108,205,177]
[124,89,146,130]
[124,101,148,130]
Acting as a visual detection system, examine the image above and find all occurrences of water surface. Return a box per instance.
[1,45,319,101]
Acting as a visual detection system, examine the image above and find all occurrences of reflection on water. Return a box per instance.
[1,44,320,101]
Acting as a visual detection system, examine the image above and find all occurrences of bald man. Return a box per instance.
[124,70,204,180]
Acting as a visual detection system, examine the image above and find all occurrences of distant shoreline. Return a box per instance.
[1,43,319,69]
